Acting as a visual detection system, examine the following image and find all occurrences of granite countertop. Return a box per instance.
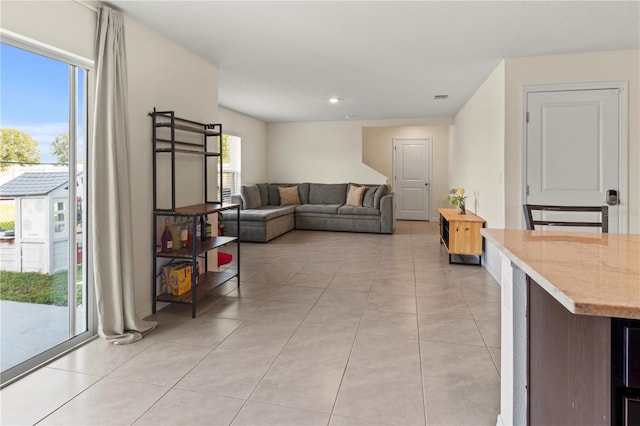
[482,229,640,320]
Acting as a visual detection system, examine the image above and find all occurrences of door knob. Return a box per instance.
[606,189,619,206]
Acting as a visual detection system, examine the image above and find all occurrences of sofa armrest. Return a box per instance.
[230,194,244,210]
[380,193,395,233]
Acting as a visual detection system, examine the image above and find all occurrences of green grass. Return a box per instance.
[0,269,83,306]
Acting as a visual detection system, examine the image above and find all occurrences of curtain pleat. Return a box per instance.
[91,6,157,344]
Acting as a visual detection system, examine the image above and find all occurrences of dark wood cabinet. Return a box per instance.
[612,319,640,426]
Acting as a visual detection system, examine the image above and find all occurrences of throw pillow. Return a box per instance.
[346,185,366,207]
[240,184,262,209]
[362,186,377,208]
[279,185,301,206]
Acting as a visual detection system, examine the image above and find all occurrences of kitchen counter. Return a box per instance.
[482,229,640,319]
[482,229,640,425]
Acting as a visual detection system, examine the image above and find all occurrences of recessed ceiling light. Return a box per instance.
[329,97,341,104]
[434,94,449,100]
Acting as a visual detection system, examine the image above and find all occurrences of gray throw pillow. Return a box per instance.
[240,184,262,209]
[362,186,377,208]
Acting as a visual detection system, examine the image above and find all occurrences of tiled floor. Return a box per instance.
[1,221,501,425]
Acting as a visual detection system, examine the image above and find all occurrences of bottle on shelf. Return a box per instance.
[161,218,173,252]
[170,218,181,247]
[204,215,212,238]
[180,219,188,248]
[199,215,206,241]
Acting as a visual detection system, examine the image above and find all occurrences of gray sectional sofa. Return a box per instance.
[221,183,394,242]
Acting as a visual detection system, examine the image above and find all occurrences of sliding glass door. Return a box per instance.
[0,41,95,386]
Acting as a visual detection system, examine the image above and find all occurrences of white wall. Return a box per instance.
[266,117,453,186]
[362,124,451,220]
[451,61,506,279]
[504,49,640,232]
[219,107,267,184]
[452,61,506,226]
[125,15,219,318]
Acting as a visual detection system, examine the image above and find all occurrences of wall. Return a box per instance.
[504,49,640,232]
[451,61,506,279]
[362,123,451,220]
[219,107,268,184]
[266,117,452,188]
[1,1,220,319]
[125,15,219,318]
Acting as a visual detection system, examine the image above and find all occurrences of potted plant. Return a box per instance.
[447,188,467,214]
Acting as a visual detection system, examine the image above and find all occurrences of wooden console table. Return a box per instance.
[438,208,486,266]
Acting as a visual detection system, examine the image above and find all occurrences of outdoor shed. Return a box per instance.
[0,172,79,274]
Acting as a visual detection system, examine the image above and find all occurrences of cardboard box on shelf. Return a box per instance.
[161,262,192,296]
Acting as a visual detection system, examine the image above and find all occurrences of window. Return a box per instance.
[54,201,65,233]
[221,134,241,203]
[0,38,94,387]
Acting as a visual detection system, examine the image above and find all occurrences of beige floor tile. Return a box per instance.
[370,278,416,295]
[468,300,502,322]
[206,296,266,320]
[176,349,276,398]
[421,341,500,396]
[216,321,298,355]
[365,292,417,314]
[108,341,211,387]
[134,389,244,425]
[476,318,501,348]
[287,272,334,288]
[232,401,330,426]
[418,315,485,346]
[247,300,312,325]
[348,333,421,373]
[425,382,500,426]
[261,285,324,304]
[329,414,393,425]
[488,346,501,375]
[416,295,473,319]
[226,282,284,300]
[334,366,425,425]
[0,367,101,426]
[316,290,369,311]
[39,377,168,425]
[358,310,419,338]
[154,315,243,348]
[251,355,344,413]
[48,336,153,376]
[328,275,373,293]
[281,327,355,368]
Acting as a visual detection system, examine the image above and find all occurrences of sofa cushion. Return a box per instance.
[223,205,295,222]
[279,185,301,205]
[257,183,269,206]
[268,183,310,205]
[337,205,381,216]
[295,204,341,214]
[346,185,365,207]
[362,186,377,208]
[308,183,347,205]
[241,184,262,209]
[373,185,388,209]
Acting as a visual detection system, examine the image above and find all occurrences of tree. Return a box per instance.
[50,132,69,165]
[0,128,41,171]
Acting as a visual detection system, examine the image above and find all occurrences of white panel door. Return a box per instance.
[526,88,620,232]
[394,138,431,220]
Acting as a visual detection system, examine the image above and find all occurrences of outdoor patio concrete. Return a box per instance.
[0,301,84,372]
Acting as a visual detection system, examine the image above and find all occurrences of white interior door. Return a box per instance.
[526,88,622,232]
[394,138,431,220]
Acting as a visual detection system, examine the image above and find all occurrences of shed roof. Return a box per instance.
[0,172,69,197]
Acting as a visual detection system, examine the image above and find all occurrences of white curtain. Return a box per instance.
[91,6,156,344]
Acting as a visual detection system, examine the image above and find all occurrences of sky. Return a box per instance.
[1,43,85,165]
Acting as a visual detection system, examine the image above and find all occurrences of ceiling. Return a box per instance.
[109,1,640,123]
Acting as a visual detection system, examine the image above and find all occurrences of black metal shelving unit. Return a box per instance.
[150,109,240,318]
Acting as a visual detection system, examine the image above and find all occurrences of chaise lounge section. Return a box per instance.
[222,182,394,242]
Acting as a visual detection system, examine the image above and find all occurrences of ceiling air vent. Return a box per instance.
[434,95,449,100]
